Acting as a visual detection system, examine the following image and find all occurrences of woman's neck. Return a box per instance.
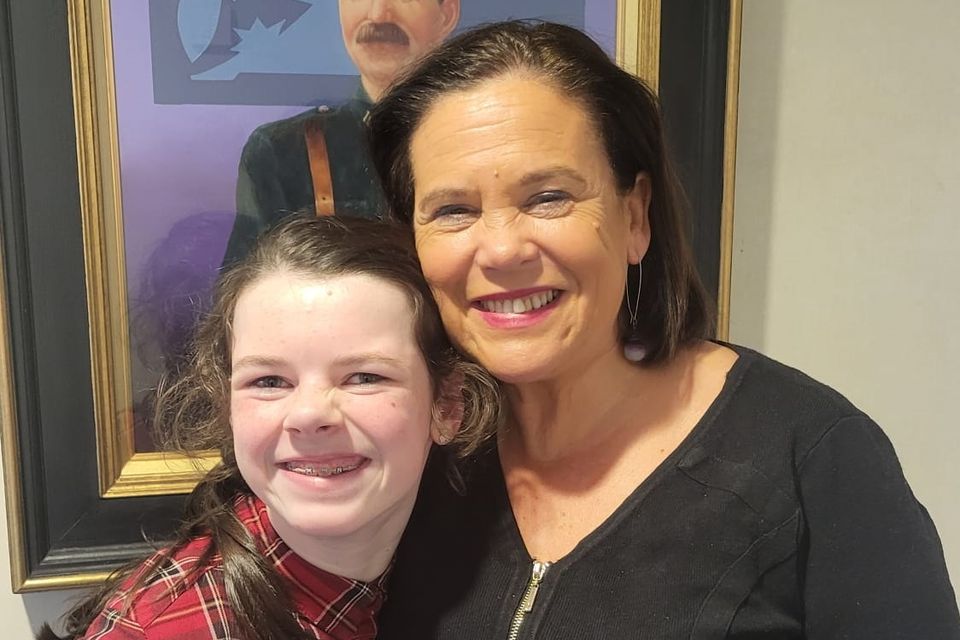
[500,343,735,466]
[502,345,664,464]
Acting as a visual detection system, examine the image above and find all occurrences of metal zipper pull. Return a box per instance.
[507,560,551,640]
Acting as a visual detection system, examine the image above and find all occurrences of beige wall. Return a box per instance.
[2,0,958,630]
[731,0,960,591]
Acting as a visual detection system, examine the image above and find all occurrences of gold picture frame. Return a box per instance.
[1,0,739,591]
[69,0,671,501]
[69,0,219,500]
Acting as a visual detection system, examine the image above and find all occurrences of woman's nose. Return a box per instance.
[282,387,342,434]
[474,214,539,271]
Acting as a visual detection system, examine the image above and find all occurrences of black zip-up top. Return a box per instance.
[379,345,960,639]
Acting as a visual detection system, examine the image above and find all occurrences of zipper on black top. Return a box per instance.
[507,560,550,640]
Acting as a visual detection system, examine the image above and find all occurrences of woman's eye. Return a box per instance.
[431,204,477,221]
[346,372,385,385]
[526,190,571,209]
[253,376,287,389]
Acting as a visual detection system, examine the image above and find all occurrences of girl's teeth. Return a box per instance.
[285,461,361,477]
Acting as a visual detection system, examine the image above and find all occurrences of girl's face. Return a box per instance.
[229,272,443,557]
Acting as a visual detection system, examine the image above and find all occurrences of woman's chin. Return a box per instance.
[481,354,561,385]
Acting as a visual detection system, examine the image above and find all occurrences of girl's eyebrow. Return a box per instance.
[232,355,285,370]
[232,353,405,370]
[333,353,405,368]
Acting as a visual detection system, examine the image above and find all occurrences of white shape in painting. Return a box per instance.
[177,0,224,63]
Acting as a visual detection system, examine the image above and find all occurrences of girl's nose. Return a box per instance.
[282,387,342,434]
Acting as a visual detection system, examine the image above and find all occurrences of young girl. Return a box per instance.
[40,215,500,640]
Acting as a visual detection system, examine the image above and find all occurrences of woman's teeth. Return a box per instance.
[284,461,363,477]
[479,290,558,314]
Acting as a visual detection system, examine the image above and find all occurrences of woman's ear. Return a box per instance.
[431,373,464,445]
[625,172,652,265]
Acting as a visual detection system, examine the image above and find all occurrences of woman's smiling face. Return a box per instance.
[409,74,650,384]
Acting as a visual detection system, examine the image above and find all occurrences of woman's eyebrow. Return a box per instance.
[516,167,588,189]
[418,187,473,212]
[418,169,588,211]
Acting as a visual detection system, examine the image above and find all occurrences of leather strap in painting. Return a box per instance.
[304,118,335,216]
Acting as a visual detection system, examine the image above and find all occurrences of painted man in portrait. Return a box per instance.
[221,0,461,266]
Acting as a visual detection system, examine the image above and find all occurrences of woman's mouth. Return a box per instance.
[475,289,561,314]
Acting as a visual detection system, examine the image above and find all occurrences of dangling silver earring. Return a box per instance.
[623,262,647,363]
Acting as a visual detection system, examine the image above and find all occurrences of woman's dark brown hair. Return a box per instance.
[39,215,500,640]
[368,20,713,363]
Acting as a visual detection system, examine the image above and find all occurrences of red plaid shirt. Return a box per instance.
[81,494,388,639]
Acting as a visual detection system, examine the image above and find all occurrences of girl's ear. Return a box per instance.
[431,373,464,445]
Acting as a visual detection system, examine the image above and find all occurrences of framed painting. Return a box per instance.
[0,0,741,590]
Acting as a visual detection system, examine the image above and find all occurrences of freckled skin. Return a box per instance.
[409,74,652,385]
[229,273,447,578]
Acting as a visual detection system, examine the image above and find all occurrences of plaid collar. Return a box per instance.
[234,494,389,636]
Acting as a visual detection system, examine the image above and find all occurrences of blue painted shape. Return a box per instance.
[191,0,355,80]
[177,0,224,63]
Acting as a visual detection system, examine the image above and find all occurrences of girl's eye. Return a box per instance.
[253,376,288,389]
[346,372,385,385]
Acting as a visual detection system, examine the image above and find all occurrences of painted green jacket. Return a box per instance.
[222,90,386,267]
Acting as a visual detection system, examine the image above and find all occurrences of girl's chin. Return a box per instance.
[270,506,379,541]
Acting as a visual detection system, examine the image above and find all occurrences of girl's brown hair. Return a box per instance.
[40,214,500,640]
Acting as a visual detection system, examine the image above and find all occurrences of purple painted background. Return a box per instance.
[111,1,617,438]
[113,2,301,285]
[113,1,616,297]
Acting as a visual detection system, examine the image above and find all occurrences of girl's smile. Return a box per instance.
[229,272,445,568]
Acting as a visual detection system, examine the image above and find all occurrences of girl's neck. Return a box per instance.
[265,501,412,582]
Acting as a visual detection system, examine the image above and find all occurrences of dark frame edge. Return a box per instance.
[0,0,741,592]
[0,0,36,594]
[657,0,734,331]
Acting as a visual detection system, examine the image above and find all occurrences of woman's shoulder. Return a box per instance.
[690,342,880,470]
[720,342,865,421]
[82,536,228,638]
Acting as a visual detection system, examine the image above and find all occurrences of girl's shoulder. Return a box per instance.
[81,535,234,639]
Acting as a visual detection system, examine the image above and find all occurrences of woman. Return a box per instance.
[39,216,499,640]
[367,21,960,639]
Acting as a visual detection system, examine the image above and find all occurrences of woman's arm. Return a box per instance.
[799,415,960,637]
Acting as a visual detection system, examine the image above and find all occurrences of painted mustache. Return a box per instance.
[356,22,410,46]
